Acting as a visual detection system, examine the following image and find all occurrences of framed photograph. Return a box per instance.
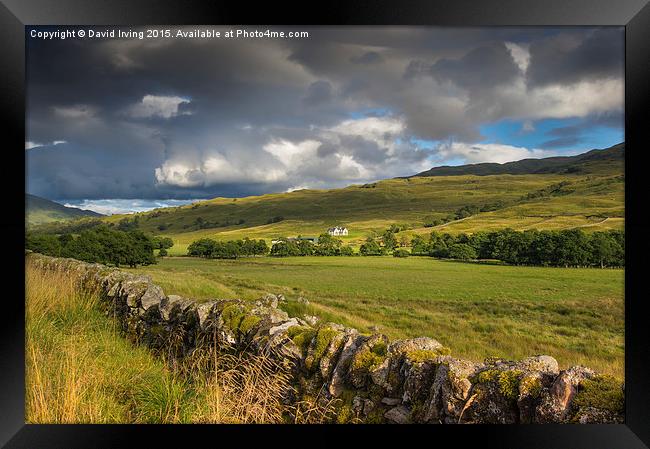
[3,0,649,447]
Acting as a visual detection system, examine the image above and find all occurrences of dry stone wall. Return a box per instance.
[27,252,625,424]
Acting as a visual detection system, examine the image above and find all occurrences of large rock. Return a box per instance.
[424,357,478,424]
[574,407,624,424]
[401,358,438,407]
[462,355,560,424]
[121,276,152,308]
[348,334,389,389]
[389,337,444,355]
[140,283,165,311]
[318,328,348,381]
[535,366,595,423]
[384,405,412,424]
[196,301,217,330]
[160,295,193,321]
[328,332,365,397]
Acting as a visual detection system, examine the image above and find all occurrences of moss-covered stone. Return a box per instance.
[287,325,317,352]
[220,304,247,331]
[333,388,362,424]
[371,341,388,357]
[351,349,385,372]
[476,369,500,384]
[405,347,450,363]
[238,315,261,335]
[475,369,523,401]
[498,370,523,401]
[305,326,339,371]
[519,375,543,399]
[573,375,624,414]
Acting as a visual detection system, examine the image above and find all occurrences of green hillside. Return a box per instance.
[26,194,103,226]
[411,142,624,177]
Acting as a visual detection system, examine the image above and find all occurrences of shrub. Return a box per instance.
[393,249,410,258]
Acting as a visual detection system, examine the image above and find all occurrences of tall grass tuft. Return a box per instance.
[25,258,334,423]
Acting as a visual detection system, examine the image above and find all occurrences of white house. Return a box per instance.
[327,226,349,236]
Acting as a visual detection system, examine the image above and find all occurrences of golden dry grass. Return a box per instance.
[25,259,334,423]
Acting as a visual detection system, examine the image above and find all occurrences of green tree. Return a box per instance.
[360,239,383,256]
[382,230,398,251]
[187,238,217,258]
[410,235,428,255]
[153,236,174,250]
[590,232,618,268]
[270,239,302,257]
[315,233,342,256]
[447,243,477,260]
[339,245,355,256]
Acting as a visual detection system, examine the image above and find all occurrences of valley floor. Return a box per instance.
[128,256,625,378]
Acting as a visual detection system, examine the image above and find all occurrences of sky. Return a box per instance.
[26,26,624,214]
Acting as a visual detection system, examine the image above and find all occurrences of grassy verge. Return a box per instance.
[25,259,332,423]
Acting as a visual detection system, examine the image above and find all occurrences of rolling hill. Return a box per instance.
[26,194,103,226]
[411,143,624,177]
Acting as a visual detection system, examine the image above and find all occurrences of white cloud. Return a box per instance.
[25,140,67,150]
[285,185,310,192]
[330,116,405,141]
[63,198,200,215]
[521,120,535,133]
[263,139,321,166]
[505,41,530,73]
[525,79,623,119]
[435,142,556,164]
[25,141,41,150]
[127,95,191,119]
[154,153,287,188]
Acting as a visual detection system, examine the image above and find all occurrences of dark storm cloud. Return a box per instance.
[26,26,624,201]
[339,135,389,164]
[350,51,383,65]
[303,80,333,106]
[316,142,338,158]
[527,28,624,87]
[429,43,520,91]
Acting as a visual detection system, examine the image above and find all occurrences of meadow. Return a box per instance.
[129,256,625,378]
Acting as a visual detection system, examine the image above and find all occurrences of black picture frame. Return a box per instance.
[2,0,649,447]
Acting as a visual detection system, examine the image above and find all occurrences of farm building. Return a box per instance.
[327,226,349,236]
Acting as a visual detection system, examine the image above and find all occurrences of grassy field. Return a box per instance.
[26,258,331,423]
[128,256,625,378]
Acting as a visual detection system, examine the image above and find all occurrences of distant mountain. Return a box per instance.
[26,194,103,226]
[411,143,624,178]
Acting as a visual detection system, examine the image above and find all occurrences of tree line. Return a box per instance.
[25,225,159,267]
[185,227,624,267]
[409,228,624,267]
[187,238,269,259]
[269,234,355,257]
